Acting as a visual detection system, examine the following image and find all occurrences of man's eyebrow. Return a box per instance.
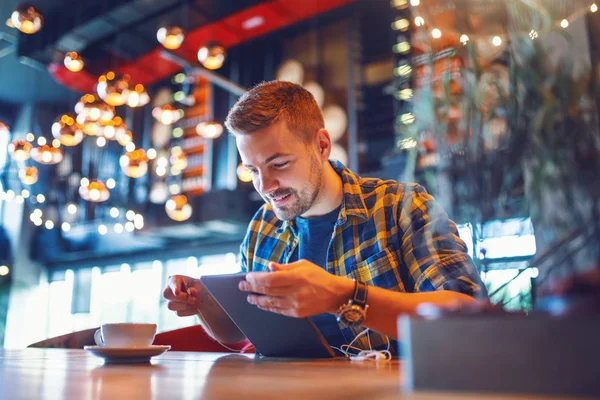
[244,153,293,168]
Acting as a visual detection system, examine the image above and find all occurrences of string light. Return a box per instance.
[62,222,71,232]
[393,41,411,54]
[399,113,416,125]
[560,19,569,28]
[460,34,469,45]
[592,3,598,13]
[392,18,410,31]
[431,28,441,39]
[396,88,413,100]
[415,16,425,26]
[394,65,412,77]
[492,36,502,46]
[391,0,408,9]
[529,30,538,39]
[410,0,420,5]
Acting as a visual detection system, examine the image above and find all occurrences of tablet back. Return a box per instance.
[200,273,335,358]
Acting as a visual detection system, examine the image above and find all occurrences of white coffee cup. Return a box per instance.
[94,323,157,348]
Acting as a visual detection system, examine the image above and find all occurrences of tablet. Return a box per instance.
[200,273,335,358]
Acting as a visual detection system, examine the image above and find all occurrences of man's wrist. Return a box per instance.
[329,277,355,314]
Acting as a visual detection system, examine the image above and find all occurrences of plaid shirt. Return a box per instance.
[240,160,485,352]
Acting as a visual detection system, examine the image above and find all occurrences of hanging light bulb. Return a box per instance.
[119,149,149,178]
[0,121,9,134]
[97,72,130,107]
[8,139,32,160]
[195,121,223,139]
[18,166,39,185]
[237,163,253,183]
[52,113,83,146]
[126,84,150,108]
[11,5,43,34]
[117,130,133,147]
[165,194,192,222]
[75,94,114,122]
[98,116,127,140]
[63,52,84,72]
[157,25,185,50]
[79,179,110,202]
[152,105,182,125]
[169,146,188,171]
[31,144,63,165]
[197,42,226,70]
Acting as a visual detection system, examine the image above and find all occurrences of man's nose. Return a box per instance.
[257,171,278,194]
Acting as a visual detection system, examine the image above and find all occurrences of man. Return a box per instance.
[163,81,486,352]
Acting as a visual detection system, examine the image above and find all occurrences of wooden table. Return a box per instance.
[0,349,573,399]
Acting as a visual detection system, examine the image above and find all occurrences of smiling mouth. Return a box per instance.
[270,193,291,206]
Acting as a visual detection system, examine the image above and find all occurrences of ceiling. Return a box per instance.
[1,0,354,104]
[0,0,74,104]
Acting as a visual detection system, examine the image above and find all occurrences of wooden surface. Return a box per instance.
[0,349,578,399]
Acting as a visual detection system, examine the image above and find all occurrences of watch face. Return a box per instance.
[341,305,365,325]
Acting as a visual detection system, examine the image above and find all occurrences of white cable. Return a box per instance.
[331,328,392,362]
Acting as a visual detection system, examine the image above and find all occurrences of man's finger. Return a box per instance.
[238,280,295,296]
[268,260,304,271]
[166,276,191,301]
[247,294,294,310]
[245,271,297,288]
[177,309,198,317]
[167,301,195,312]
[162,286,176,300]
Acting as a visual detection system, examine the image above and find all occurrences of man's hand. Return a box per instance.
[163,275,205,317]
[238,260,354,318]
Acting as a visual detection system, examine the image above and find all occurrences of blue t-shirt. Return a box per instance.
[289,205,347,351]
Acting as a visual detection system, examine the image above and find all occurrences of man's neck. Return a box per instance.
[301,162,342,218]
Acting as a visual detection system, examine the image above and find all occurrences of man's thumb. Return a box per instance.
[268,261,287,271]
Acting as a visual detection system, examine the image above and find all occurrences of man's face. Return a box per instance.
[236,121,323,220]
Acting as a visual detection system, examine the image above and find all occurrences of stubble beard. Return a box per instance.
[266,156,323,221]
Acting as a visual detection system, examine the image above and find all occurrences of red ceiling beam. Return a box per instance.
[48,0,355,93]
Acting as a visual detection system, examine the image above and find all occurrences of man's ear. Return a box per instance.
[316,128,332,160]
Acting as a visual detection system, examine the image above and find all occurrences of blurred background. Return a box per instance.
[0,0,599,348]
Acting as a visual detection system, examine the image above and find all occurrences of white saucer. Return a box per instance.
[83,345,171,364]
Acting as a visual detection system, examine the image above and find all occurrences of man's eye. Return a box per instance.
[273,162,289,168]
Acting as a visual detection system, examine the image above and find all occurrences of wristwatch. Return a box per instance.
[336,280,369,327]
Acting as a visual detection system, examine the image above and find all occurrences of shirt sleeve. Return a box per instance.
[398,184,488,298]
[239,244,248,273]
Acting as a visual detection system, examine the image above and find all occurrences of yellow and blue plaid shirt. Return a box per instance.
[240,160,485,352]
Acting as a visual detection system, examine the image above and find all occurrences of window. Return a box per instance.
[6,252,243,347]
[458,218,537,311]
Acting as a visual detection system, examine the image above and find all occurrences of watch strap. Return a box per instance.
[352,280,368,308]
